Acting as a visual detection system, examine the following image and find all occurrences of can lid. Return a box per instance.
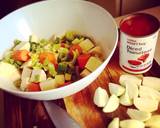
[120,13,160,37]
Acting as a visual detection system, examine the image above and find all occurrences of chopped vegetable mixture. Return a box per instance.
[1,31,103,91]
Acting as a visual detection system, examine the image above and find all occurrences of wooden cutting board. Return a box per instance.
[64,48,160,128]
[4,48,160,128]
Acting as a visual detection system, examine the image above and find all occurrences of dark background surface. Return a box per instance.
[0,0,42,18]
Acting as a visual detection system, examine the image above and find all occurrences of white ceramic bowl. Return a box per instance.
[0,0,118,100]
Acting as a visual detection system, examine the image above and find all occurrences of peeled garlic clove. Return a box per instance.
[127,108,151,122]
[93,87,108,107]
[125,82,138,99]
[103,94,119,113]
[133,97,158,112]
[145,115,160,128]
[119,74,142,86]
[109,83,125,96]
[120,119,145,128]
[108,117,119,128]
[120,90,133,106]
[143,77,160,91]
[139,86,160,101]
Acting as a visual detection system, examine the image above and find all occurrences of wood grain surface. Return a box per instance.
[4,48,160,128]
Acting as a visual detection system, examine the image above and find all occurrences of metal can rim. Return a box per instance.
[120,13,160,38]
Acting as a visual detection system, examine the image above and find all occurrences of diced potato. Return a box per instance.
[80,69,91,77]
[85,57,102,72]
[30,69,46,82]
[89,46,103,57]
[79,39,94,52]
[13,42,30,51]
[0,62,20,82]
[55,74,65,86]
[29,34,38,43]
[40,79,57,91]
[65,73,71,81]
[21,67,32,80]
[20,77,30,91]
[20,60,32,68]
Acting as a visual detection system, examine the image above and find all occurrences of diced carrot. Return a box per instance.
[39,52,57,65]
[12,50,30,62]
[69,44,82,55]
[77,54,91,69]
[27,83,41,92]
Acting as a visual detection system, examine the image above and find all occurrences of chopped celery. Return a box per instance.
[54,37,60,44]
[72,38,84,44]
[65,31,75,41]
[30,42,38,52]
[48,63,57,76]
[51,44,61,52]
[39,39,49,46]
[58,47,69,61]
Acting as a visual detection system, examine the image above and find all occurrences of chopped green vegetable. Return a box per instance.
[14,39,21,46]
[72,38,84,44]
[65,31,75,41]
[1,32,104,92]
[48,63,57,76]
[57,62,68,74]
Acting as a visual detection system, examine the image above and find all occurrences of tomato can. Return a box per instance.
[119,13,160,74]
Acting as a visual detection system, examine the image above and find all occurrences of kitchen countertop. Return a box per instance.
[1,6,160,128]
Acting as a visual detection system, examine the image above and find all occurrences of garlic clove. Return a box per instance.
[109,83,125,96]
[119,74,142,86]
[142,77,160,91]
[120,119,145,128]
[120,90,133,106]
[133,97,158,112]
[93,87,108,107]
[108,117,119,128]
[103,94,119,113]
[127,108,151,122]
[145,115,160,128]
